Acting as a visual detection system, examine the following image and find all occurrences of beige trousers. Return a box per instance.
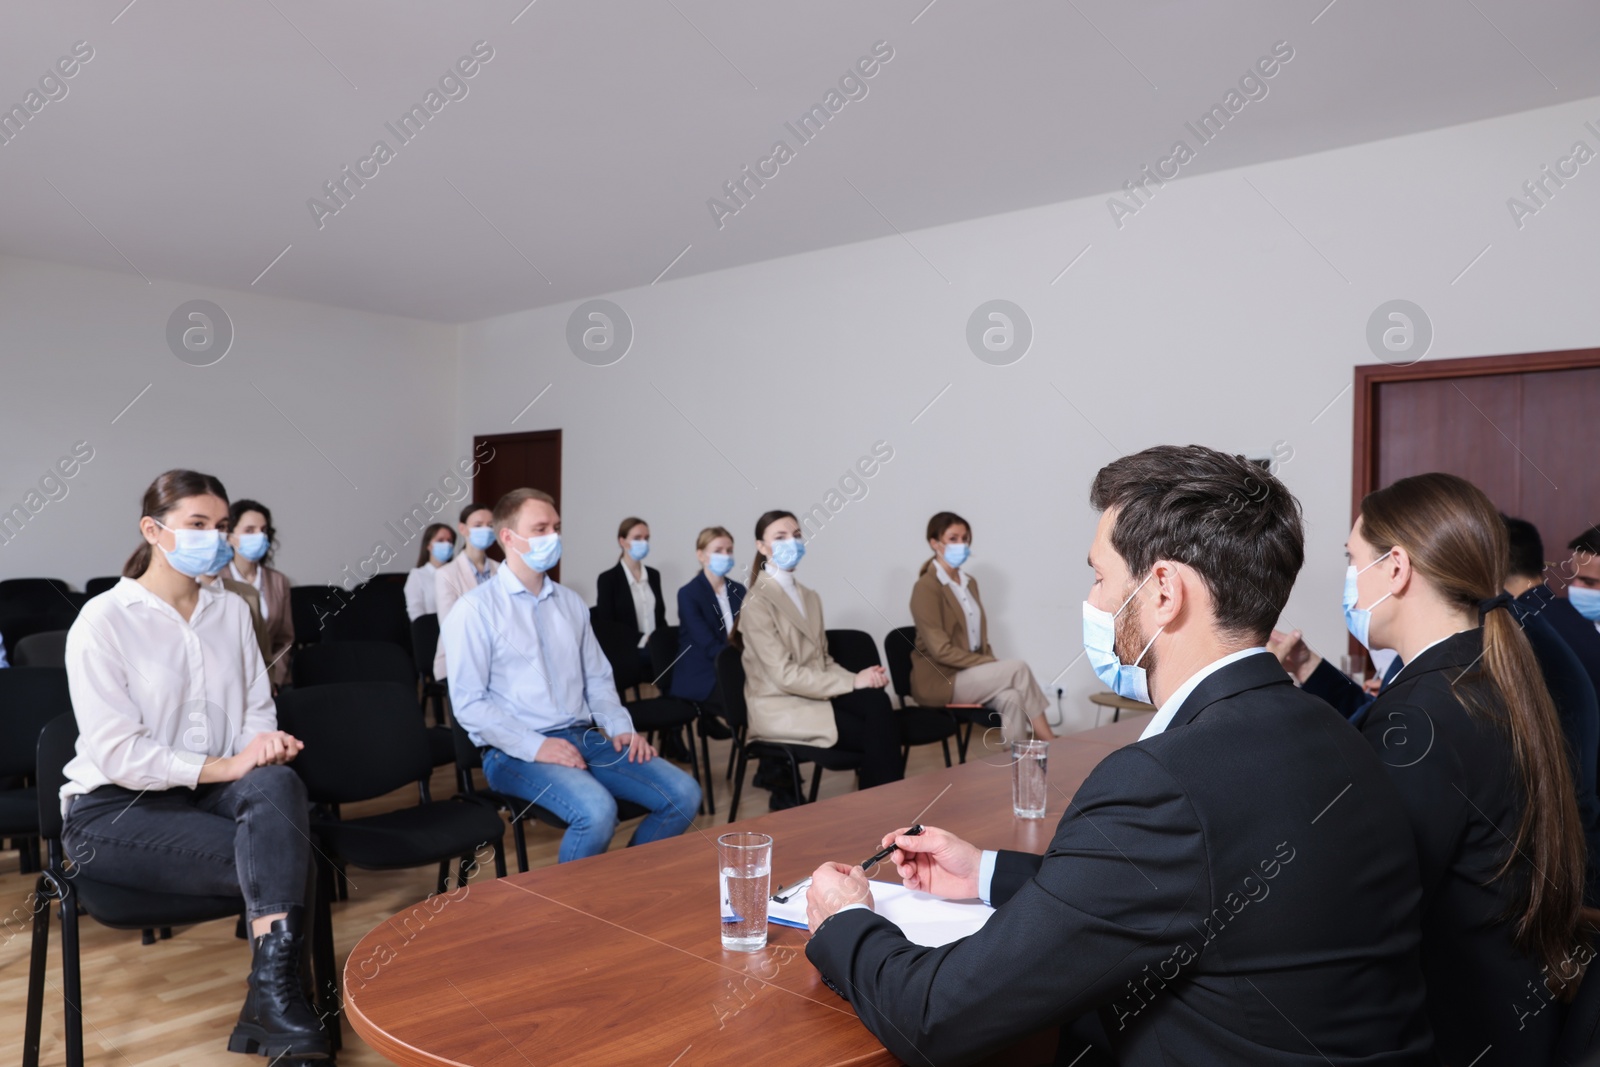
[951,658,1050,741]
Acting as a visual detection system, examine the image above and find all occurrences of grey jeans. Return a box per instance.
[62,763,313,922]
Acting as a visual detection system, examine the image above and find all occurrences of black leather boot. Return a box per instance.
[228,906,331,1060]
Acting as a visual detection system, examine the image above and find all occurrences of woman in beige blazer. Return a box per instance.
[910,511,1054,741]
[227,499,295,688]
[735,510,902,806]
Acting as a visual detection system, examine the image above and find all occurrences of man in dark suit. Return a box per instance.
[803,445,1433,1066]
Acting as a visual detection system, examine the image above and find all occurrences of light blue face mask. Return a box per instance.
[154,520,227,579]
[236,532,270,562]
[467,526,495,551]
[707,552,735,577]
[1081,574,1162,704]
[1568,586,1600,621]
[768,537,805,570]
[1343,554,1394,650]
[627,539,650,561]
[512,531,562,573]
[205,539,235,576]
[943,543,971,569]
[430,540,455,564]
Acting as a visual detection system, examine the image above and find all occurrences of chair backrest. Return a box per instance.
[883,626,918,703]
[714,645,749,731]
[0,577,72,601]
[372,572,410,586]
[289,584,342,645]
[35,712,79,841]
[321,580,412,663]
[590,612,645,694]
[646,626,679,692]
[826,628,882,672]
[410,614,441,681]
[14,629,70,668]
[1,666,73,779]
[84,576,120,599]
[293,640,416,689]
[274,682,432,804]
[0,582,79,656]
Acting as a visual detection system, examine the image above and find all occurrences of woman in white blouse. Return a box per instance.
[404,521,457,621]
[61,469,328,1061]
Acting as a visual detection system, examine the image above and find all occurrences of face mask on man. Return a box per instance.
[510,530,562,572]
[1569,586,1600,622]
[1082,573,1162,704]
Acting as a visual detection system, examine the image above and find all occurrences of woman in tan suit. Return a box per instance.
[227,499,295,688]
[910,511,1054,741]
[735,510,902,807]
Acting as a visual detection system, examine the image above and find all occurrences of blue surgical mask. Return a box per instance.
[1343,554,1394,650]
[1081,574,1162,704]
[768,538,805,571]
[206,539,235,576]
[236,532,270,562]
[154,520,227,579]
[512,531,562,573]
[627,539,650,561]
[942,543,971,569]
[430,540,455,564]
[467,526,495,551]
[708,553,735,577]
[1569,586,1600,622]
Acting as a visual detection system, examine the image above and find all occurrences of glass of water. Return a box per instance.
[1011,740,1049,819]
[718,832,772,951]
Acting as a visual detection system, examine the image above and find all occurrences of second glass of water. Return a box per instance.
[1011,739,1049,819]
[718,831,772,951]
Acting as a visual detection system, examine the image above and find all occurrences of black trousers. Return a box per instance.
[831,688,903,789]
[62,764,313,922]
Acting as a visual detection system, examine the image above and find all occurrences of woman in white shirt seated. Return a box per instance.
[61,469,327,1061]
[404,521,456,621]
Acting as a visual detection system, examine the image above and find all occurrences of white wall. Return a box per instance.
[0,254,459,591]
[457,93,1600,731]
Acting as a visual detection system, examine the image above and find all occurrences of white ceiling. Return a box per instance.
[3,0,1598,323]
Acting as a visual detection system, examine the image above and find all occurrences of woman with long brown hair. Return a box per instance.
[1348,472,1586,1064]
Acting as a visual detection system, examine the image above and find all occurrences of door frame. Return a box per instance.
[1351,346,1600,520]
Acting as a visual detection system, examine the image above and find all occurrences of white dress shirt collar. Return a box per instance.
[1139,647,1268,740]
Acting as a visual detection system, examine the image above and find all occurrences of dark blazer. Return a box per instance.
[807,652,1433,1066]
[594,561,668,646]
[1527,586,1600,717]
[1303,654,1402,723]
[669,571,746,703]
[1359,627,1570,1066]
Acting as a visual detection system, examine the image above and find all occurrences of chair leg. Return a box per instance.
[310,854,341,1050]
[785,754,805,803]
[726,728,742,782]
[59,879,84,1067]
[141,928,156,945]
[729,746,750,822]
[956,722,973,763]
[491,839,507,879]
[699,722,716,817]
[941,737,953,768]
[159,926,172,940]
[513,819,530,874]
[808,764,824,804]
[900,745,911,775]
[23,875,51,1067]
[335,861,349,901]
[436,860,450,896]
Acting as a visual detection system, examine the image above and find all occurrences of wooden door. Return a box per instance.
[471,429,562,580]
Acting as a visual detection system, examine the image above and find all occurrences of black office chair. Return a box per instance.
[321,580,413,664]
[0,578,72,601]
[410,613,448,726]
[0,584,79,667]
[292,640,454,771]
[717,646,863,821]
[288,584,343,646]
[13,630,69,669]
[275,682,506,1023]
[0,668,72,875]
[830,628,954,770]
[83,576,120,599]
[884,626,1000,763]
[24,716,337,1067]
[631,626,707,809]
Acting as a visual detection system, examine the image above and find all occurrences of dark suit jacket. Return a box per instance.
[1525,586,1600,727]
[1360,628,1568,1066]
[807,652,1433,1066]
[594,561,667,646]
[1303,654,1402,723]
[669,572,746,702]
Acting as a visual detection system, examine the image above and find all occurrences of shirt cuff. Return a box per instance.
[833,902,872,917]
[978,850,998,906]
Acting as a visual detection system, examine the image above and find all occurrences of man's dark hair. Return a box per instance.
[1570,525,1600,557]
[1089,444,1304,641]
[459,501,491,525]
[1501,515,1545,580]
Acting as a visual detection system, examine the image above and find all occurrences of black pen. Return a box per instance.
[770,825,926,903]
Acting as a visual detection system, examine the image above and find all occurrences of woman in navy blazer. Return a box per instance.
[671,527,745,725]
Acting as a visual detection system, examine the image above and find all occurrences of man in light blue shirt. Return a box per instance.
[443,487,701,862]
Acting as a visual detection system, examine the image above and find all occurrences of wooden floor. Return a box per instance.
[0,731,978,1067]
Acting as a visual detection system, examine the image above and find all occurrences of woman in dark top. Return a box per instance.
[594,516,667,671]
[670,526,745,714]
[1347,473,1586,1065]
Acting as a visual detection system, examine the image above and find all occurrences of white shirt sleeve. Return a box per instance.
[404,566,431,621]
[978,849,998,906]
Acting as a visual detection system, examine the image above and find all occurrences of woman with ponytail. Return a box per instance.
[1348,472,1587,1064]
[64,470,327,1061]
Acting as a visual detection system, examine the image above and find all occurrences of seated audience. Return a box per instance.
[670,525,743,739]
[803,445,1433,1065]
[735,509,901,809]
[227,498,293,687]
[404,521,456,621]
[1336,474,1587,1064]
[909,511,1054,741]
[433,501,499,681]
[62,469,325,1060]
[595,516,667,672]
[444,489,701,863]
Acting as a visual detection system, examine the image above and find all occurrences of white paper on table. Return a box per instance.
[767,880,994,947]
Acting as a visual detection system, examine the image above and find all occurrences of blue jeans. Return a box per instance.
[481,726,702,863]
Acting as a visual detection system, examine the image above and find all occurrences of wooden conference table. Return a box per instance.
[345,715,1149,1067]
